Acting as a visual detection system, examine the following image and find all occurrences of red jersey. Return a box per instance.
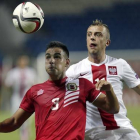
[20,77,100,140]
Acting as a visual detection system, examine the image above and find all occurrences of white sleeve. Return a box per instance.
[66,65,78,78]
[122,59,140,88]
[66,62,84,78]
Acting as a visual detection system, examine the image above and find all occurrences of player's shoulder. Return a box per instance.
[26,67,36,73]
[68,58,88,69]
[7,67,19,75]
[106,55,127,64]
[26,81,51,98]
[29,81,47,92]
[66,58,89,77]
[10,67,19,72]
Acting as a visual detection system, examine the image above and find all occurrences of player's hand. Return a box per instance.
[95,80,113,91]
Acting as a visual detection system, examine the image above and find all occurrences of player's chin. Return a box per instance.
[88,49,98,54]
[46,69,55,74]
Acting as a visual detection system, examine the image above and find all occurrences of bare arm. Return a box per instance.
[0,108,32,133]
[132,84,140,95]
[93,80,120,114]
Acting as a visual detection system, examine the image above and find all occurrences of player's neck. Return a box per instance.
[49,73,66,81]
[88,53,106,64]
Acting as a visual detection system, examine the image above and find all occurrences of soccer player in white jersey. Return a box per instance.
[0,41,119,140]
[4,55,37,140]
[66,20,140,140]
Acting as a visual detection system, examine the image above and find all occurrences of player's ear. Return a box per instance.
[65,58,70,68]
[106,39,111,47]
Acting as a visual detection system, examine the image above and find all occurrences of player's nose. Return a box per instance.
[90,35,95,41]
[49,57,55,64]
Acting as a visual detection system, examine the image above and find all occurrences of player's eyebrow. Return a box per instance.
[95,31,101,33]
[54,53,61,55]
[87,31,102,34]
[87,31,92,33]
[45,53,51,56]
[45,53,61,56]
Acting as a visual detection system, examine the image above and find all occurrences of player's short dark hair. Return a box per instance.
[89,19,110,39]
[46,41,69,58]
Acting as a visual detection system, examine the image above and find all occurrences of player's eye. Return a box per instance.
[46,55,51,59]
[54,55,61,59]
[54,56,61,58]
[95,32,102,37]
[87,32,92,37]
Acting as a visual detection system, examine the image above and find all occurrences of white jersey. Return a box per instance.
[66,55,140,132]
[5,67,36,113]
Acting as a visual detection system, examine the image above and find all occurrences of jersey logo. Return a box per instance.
[80,72,88,76]
[108,66,117,75]
[37,89,44,96]
[135,73,139,79]
[67,83,77,91]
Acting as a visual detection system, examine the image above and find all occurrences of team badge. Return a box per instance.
[67,83,77,91]
[108,66,117,75]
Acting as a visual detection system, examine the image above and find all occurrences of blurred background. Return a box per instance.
[0,0,140,139]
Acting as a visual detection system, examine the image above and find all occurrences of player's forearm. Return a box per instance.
[105,87,120,114]
[0,117,20,132]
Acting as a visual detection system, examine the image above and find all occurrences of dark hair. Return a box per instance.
[90,19,110,39]
[46,41,69,58]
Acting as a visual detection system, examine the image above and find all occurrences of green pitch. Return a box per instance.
[0,111,35,140]
[0,106,140,140]
[126,106,140,133]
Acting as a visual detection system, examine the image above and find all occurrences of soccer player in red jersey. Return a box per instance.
[0,41,119,140]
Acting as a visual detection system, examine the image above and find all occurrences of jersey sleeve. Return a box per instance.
[66,61,85,78]
[82,78,101,102]
[20,88,35,113]
[66,65,79,78]
[121,59,140,88]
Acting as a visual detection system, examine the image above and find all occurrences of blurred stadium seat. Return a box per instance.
[23,2,140,56]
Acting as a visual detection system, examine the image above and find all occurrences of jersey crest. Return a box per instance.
[108,66,117,75]
[67,83,77,91]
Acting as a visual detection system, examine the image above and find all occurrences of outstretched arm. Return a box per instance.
[0,108,32,133]
[132,84,140,95]
[93,80,120,114]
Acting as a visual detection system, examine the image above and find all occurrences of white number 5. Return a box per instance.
[51,98,59,110]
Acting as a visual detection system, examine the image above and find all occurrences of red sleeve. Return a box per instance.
[81,78,101,102]
[20,88,35,113]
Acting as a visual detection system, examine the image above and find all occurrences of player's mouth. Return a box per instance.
[49,66,55,70]
[90,43,97,48]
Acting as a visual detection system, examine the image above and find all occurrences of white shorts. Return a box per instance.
[85,127,140,140]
